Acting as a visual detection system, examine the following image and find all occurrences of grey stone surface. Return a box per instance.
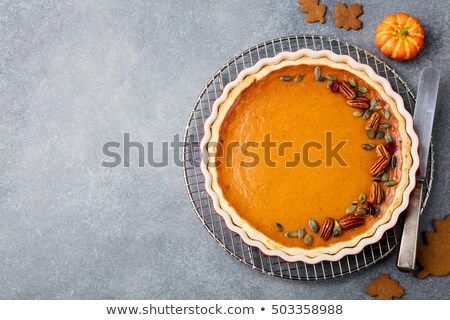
[0,0,449,299]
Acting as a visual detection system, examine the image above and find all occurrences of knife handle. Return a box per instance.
[397,179,424,272]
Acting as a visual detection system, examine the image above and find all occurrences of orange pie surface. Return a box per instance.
[212,64,402,250]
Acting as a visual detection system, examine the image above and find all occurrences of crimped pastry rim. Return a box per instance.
[200,49,419,263]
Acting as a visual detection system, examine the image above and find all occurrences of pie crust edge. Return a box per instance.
[200,49,419,263]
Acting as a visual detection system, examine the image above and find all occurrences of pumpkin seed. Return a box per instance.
[285,230,298,238]
[359,193,367,204]
[367,128,376,139]
[385,132,393,143]
[275,222,283,232]
[357,207,369,216]
[349,78,357,87]
[373,207,380,217]
[352,110,363,118]
[374,207,380,217]
[391,156,397,168]
[332,220,342,237]
[357,86,368,94]
[346,205,356,214]
[314,66,321,79]
[353,110,363,117]
[356,90,366,97]
[326,75,337,81]
[376,131,385,139]
[384,180,398,187]
[352,200,358,205]
[370,104,382,112]
[362,143,377,150]
[376,170,385,179]
[384,109,391,120]
[280,76,292,81]
[370,98,377,107]
[304,234,313,246]
[381,171,390,182]
[308,218,319,233]
[363,109,373,120]
[295,74,304,82]
[298,227,306,239]
[379,123,391,129]
[372,177,383,182]
[316,76,326,82]
[326,80,334,88]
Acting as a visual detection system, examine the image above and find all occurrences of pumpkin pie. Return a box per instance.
[201,49,418,262]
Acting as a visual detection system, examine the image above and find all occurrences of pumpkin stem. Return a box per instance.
[399,26,411,36]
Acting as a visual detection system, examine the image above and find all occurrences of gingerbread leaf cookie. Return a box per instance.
[298,0,327,24]
[333,2,363,30]
[365,274,404,300]
[417,215,450,279]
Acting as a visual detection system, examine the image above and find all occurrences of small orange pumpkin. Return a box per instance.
[375,13,425,61]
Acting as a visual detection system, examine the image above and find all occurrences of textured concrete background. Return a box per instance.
[0,0,449,299]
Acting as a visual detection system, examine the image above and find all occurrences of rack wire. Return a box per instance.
[183,35,434,280]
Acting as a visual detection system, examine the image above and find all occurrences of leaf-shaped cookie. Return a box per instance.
[298,0,327,24]
[333,3,363,30]
[417,215,450,279]
[365,274,404,300]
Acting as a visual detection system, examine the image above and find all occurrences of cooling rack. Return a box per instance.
[183,35,434,280]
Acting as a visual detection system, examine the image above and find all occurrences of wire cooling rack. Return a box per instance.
[183,35,434,280]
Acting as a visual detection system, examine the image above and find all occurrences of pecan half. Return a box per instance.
[376,144,389,158]
[346,98,370,109]
[318,217,334,240]
[368,182,382,205]
[366,112,381,131]
[339,81,357,100]
[339,214,365,230]
[370,155,390,176]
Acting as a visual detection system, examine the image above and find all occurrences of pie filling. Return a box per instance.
[212,64,402,250]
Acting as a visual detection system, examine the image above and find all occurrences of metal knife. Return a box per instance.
[397,66,440,272]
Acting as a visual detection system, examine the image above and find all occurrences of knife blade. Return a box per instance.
[397,66,440,272]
